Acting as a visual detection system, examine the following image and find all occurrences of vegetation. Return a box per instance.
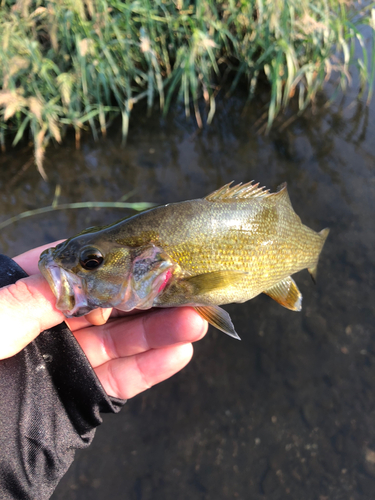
[1,0,374,178]
[0,201,156,230]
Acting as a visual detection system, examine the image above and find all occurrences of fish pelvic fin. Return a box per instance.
[308,227,330,282]
[194,305,241,340]
[264,276,302,311]
[181,270,249,295]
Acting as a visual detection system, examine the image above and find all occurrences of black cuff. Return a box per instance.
[0,254,126,499]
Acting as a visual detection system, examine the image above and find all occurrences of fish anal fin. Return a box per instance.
[264,277,302,311]
[182,270,248,295]
[194,305,241,340]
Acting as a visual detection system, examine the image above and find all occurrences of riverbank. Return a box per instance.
[0,0,374,177]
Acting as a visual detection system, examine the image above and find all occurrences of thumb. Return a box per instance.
[0,274,65,360]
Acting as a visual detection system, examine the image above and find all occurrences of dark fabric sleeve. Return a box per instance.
[0,255,126,500]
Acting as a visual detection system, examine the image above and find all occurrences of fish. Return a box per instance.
[39,181,329,339]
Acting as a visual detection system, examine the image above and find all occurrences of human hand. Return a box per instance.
[0,242,208,398]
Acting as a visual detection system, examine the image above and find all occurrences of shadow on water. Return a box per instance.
[0,84,375,500]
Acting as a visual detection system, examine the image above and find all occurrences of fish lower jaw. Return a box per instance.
[61,304,95,318]
[40,261,92,317]
[56,281,96,317]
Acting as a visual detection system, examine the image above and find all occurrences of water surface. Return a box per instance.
[0,86,374,500]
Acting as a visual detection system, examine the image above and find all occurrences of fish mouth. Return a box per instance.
[39,249,92,317]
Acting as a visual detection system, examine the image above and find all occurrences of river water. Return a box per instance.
[0,82,374,499]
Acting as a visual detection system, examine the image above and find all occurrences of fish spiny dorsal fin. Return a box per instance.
[269,182,294,208]
[205,181,272,202]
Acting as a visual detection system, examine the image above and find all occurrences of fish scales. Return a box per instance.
[103,192,319,305]
[39,182,329,339]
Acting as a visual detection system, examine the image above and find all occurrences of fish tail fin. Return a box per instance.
[319,227,330,241]
[308,227,330,282]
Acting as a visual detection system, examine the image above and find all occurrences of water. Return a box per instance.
[0,85,374,499]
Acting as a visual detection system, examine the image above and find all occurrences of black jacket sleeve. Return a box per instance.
[0,255,126,500]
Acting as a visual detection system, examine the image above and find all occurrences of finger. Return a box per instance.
[94,343,194,399]
[65,309,114,331]
[73,307,208,367]
[13,240,66,275]
[0,275,65,359]
[85,308,113,326]
[66,308,142,332]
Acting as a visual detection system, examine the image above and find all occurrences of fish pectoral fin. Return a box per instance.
[182,270,248,295]
[194,305,241,340]
[264,277,302,311]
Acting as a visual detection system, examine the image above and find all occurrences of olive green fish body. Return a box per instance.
[39,182,329,339]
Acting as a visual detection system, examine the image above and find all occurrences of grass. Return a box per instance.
[0,0,374,178]
[0,183,156,230]
[0,200,156,230]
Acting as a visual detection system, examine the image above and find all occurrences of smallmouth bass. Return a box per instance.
[39,182,329,339]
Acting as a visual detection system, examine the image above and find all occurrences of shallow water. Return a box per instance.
[0,84,375,499]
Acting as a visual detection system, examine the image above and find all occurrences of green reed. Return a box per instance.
[0,201,156,230]
[1,0,374,178]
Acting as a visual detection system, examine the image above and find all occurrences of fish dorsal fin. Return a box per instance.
[274,182,293,205]
[264,276,302,311]
[194,305,241,340]
[205,181,272,201]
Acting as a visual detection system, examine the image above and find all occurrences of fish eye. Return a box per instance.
[79,247,104,270]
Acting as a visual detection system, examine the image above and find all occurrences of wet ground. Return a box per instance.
[0,82,375,500]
